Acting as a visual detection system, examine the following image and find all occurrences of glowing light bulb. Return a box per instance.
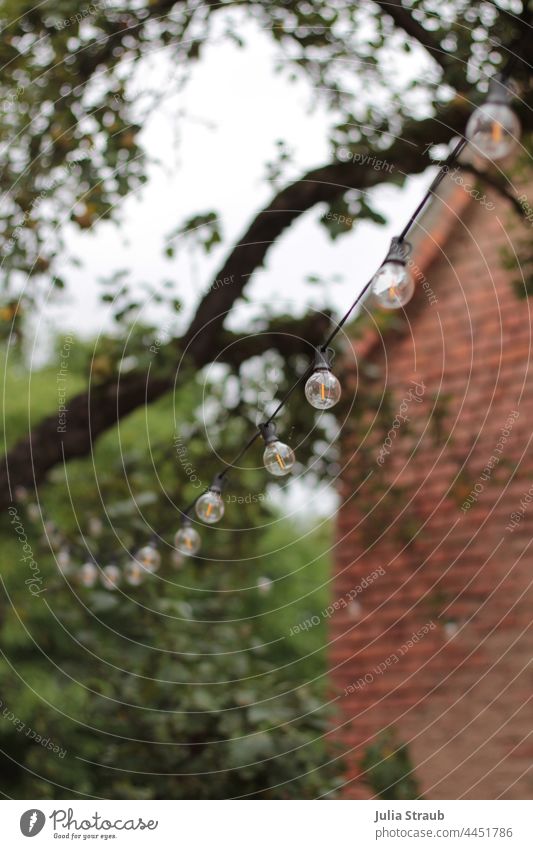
[466,76,520,161]
[305,347,342,410]
[125,560,145,586]
[372,237,414,309]
[79,562,98,588]
[134,544,161,573]
[259,421,295,477]
[174,523,201,556]
[263,440,295,477]
[101,564,121,590]
[196,478,225,524]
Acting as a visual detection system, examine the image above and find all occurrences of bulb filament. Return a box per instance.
[275,453,286,470]
[321,381,325,401]
[492,121,502,143]
[206,502,213,517]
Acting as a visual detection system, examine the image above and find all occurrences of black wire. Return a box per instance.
[397,136,467,242]
[219,429,263,480]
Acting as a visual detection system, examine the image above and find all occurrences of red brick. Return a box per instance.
[332,182,533,800]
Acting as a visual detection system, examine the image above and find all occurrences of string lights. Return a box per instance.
[68,71,521,585]
[371,237,414,309]
[466,75,521,161]
[195,475,226,524]
[305,347,342,410]
[133,543,161,573]
[174,518,202,556]
[259,422,296,477]
[125,560,145,586]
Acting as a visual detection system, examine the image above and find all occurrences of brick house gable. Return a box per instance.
[330,176,533,800]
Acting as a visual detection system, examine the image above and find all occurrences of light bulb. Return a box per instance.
[466,102,520,161]
[263,440,295,477]
[305,370,342,410]
[305,347,341,410]
[134,544,161,573]
[372,260,415,309]
[174,524,201,556]
[125,560,145,586]
[101,564,121,590]
[196,487,224,524]
[79,562,98,588]
[259,421,296,477]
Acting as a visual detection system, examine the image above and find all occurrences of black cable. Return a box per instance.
[397,136,467,242]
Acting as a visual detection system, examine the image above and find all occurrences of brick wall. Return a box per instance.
[331,179,533,800]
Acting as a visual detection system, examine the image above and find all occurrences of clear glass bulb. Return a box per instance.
[79,562,98,588]
[263,440,295,477]
[372,261,415,309]
[305,369,341,410]
[466,102,520,161]
[101,564,121,590]
[125,560,145,586]
[174,525,201,556]
[134,544,161,573]
[195,490,225,524]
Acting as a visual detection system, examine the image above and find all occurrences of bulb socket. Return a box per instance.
[487,75,513,105]
[383,236,412,266]
[258,421,279,446]
[313,346,335,371]
[208,474,225,495]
